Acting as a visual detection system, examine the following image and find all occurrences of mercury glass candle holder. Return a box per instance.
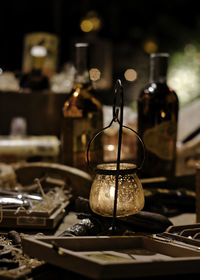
[89,162,144,217]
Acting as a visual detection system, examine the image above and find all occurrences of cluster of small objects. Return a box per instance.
[30,187,70,213]
[0,230,42,278]
[59,197,173,237]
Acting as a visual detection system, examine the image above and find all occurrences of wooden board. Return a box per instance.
[196,164,200,222]
[22,235,200,279]
[13,162,92,198]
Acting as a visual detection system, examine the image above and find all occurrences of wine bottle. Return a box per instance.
[60,43,103,172]
[137,53,179,178]
[20,45,49,92]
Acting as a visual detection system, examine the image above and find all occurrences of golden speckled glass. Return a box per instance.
[89,163,145,217]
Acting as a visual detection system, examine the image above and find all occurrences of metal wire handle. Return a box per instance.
[86,79,145,174]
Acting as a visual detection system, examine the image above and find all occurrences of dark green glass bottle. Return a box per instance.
[137,53,179,178]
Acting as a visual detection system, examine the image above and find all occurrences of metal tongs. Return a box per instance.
[0,189,43,209]
[0,197,30,209]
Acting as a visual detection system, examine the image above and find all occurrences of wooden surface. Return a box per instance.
[196,164,200,222]
[22,235,200,279]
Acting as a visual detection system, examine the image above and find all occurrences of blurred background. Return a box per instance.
[1,0,200,106]
[0,0,199,175]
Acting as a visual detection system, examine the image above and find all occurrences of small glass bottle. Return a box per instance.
[137,53,179,178]
[20,45,49,92]
[60,43,103,172]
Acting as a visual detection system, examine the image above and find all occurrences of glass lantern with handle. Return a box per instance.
[87,79,146,233]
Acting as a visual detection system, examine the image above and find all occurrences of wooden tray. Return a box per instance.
[0,161,92,230]
[22,235,200,279]
[166,223,200,236]
[155,223,200,248]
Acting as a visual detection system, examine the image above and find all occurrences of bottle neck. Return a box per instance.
[31,56,45,72]
[149,53,168,83]
[74,43,90,84]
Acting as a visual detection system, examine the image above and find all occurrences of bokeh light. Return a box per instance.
[80,19,93,32]
[143,39,158,54]
[124,69,137,81]
[89,68,101,81]
[80,11,102,33]
[168,43,200,106]
[30,46,47,57]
